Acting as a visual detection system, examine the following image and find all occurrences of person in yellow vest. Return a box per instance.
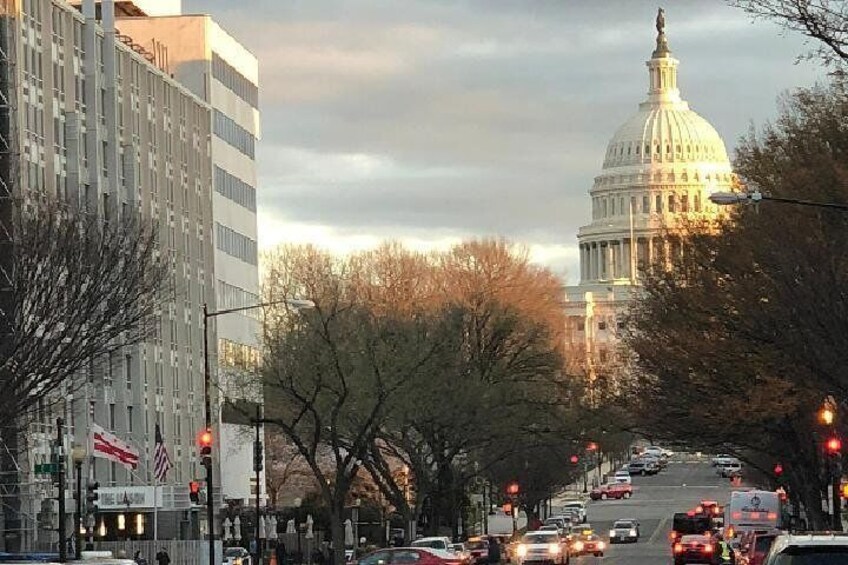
[713,533,735,564]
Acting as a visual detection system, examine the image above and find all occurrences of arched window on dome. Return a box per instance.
[655,144,660,154]
[681,193,689,213]
[620,196,625,215]
[694,193,701,212]
[687,145,691,153]
[668,194,677,213]
[655,194,662,212]
[627,145,631,155]
[635,145,640,155]
[676,145,681,153]
[645,144,650,155]
[602,199,608,218]
[666,144,671,154]
[642,194,649,214]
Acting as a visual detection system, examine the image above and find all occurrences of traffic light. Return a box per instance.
[189,481,200,504]
[506,481,519,496]
[587,442,598,451]
[199,429,213,467]
[820,404,836,426]
[253,439,263,473]
[773,463,784,476]
[86,481,100,513]
[570,455,579,465]
[826,436,842,455]
[841,484,848,500]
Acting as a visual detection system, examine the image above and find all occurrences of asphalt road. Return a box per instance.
[563,458,735,565]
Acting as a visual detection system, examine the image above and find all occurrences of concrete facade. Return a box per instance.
[116,14,263,508]
[4,0,217,548]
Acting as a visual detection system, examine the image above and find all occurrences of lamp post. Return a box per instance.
[202,297,314,565]
[708,190,848,211]
[71,445,86,560]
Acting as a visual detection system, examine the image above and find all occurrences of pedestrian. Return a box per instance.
[275,541,287,565]
[155,547,171,565]
[714,534,734,564]
[134,550,148,565]
[486,537,501,564]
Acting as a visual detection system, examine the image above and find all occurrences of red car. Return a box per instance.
[356,548,465,565]
[739,531,778,565]
[590,483,633,500]
[673,534,714,565]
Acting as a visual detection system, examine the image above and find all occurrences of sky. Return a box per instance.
[185,0,823,284]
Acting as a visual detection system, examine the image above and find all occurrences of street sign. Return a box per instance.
[35,463,59,475]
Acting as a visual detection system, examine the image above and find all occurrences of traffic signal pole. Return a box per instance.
[203,304,215,565]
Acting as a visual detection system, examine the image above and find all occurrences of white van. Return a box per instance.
[716,459,742,477]
[724,490,781,539]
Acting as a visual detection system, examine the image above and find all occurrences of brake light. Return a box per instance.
[670,531,678,541]
[673,543,683,554]
[703,544,713,554]
[713,507,721,515]
[687,510,695,516]
[767,512,778,520]
[696,506,704,513]
[732,512,742,519]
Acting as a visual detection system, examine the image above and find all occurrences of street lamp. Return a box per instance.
[709,189,848,211]
[71,445,86,560]
[202,297,314,565]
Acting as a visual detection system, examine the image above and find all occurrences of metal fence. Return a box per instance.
[95,540,220,565]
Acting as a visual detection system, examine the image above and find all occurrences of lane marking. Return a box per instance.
[648,516,668,545]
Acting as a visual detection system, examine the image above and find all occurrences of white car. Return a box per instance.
[411,536,455,553]
[560,500,587,523]
[643,446,672,458]
[712,453,736,466]
[612,470,632,484]
[515,530,568,565]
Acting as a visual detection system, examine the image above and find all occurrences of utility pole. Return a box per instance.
[203,304,216,565]
[254,404,263,565]
[56,418,67,563]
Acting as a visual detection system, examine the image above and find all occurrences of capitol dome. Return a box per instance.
[575,12,734,285]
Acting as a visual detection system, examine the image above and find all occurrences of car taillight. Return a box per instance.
[673,543,683,554]
[670,531,678,541]
[703,544,713,553]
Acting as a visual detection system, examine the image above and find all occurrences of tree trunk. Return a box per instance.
[330,509,346,565]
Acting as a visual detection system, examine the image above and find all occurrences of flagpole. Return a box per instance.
[154,475,159,543]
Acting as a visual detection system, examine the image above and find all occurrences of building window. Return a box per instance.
[642,195,649,213]
[211,52,259,108]
[109,403,116,430]
[598,321,607,331]
[127,406,133,433]
[213,110,255,158]
[215,223,258,265]
[218,338,260,371]
[655,194,662,212]
[214,166,256,212]
[668,194,676,213]
[694,193,701,212]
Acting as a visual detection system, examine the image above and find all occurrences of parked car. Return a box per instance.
[643,446,672,458]
[514,530,569,565]
[590,482,633,500]
[223,547,252,565]
[612,470,632,484]
[356,548,465,565]
[627,459,659,476]
[764,532,848,564]
[711,454,736,467]
[608,519,639,543]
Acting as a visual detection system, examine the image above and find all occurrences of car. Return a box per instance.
[223,547,252,565]
[514,530,569,565]
[638,453,668,469]
[738,531,778,565]
[612,470,632,484]
[590,482,633,500]
[764,532,848,564]
[673,534,715,564]
[464,538,489,565]
[609,519,639,543]
[411,537,456,553]
[712,454,736,467]
[556,509,581,525]
[643,446,672,459]
[538,525,561,535]
[450,544,472,564]
[627,460,659,476]
[543,517,569,531]
[569,532,605,557]
[670,512,713,546]
[356,548,466,565]
[718,461,743,478]
[559,501,587,523]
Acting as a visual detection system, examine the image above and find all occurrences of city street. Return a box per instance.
[561,458,735,565]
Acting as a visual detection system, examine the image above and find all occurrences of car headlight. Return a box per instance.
[629,529,637,536]
[573,541,584,551]
[548,544,560,555]
[609,530,616,538]
[516,545,527,557]
[597,542,606,550]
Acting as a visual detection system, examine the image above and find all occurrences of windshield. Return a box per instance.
[412,540,446,549]
[755,536,776,553]
[467,541,487,550]
[562,503,582,509]
[613,521,634,529]
[225,549,246,557]
[772,547,848,564]
[522,534,556,545]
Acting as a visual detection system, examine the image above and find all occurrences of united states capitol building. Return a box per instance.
[563,11,734,390]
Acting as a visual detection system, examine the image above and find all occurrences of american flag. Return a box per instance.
[154,423,173,482]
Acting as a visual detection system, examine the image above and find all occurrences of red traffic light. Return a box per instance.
[570,455,579,464]
[506,481,519,495]
[189,481,200,494]
[586,442,598,451]
[827,436,842,453]
[199,429,213,447]
[773,463,783,476]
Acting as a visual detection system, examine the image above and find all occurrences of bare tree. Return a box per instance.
[731,0,848,65]
[0,200,167,428]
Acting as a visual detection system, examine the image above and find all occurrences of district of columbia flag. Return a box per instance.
[154,423,173,483]
[90,423,139,470]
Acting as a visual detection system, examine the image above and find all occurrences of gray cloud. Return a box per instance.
[187,0,824,280]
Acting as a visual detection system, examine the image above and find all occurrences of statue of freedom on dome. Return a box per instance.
[656,8,665,35]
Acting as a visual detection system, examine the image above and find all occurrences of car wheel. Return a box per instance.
[623,491,631,499]
[600,493,608,500]
[640,469,646,476]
